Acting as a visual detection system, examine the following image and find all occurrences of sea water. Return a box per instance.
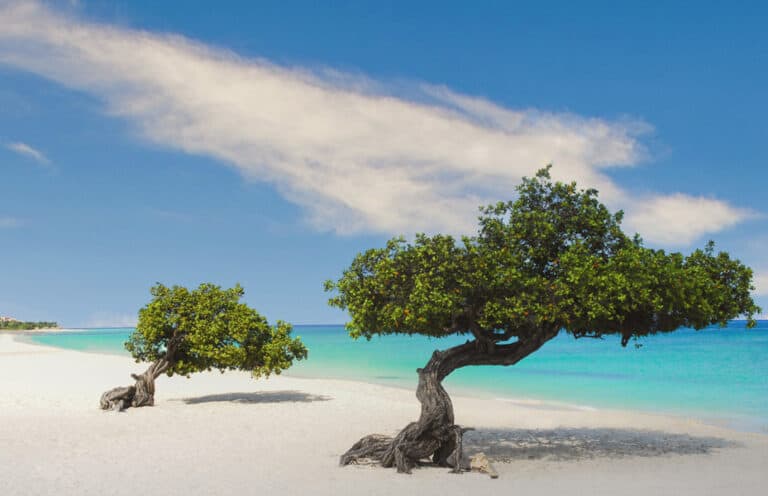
[23,321,768,432]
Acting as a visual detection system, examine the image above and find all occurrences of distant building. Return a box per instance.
[0,316,20,322]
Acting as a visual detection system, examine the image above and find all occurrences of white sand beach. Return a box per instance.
[1,333,766,496]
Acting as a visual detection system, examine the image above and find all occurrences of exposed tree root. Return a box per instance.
[99,385,136,412]
[100,359,167,411]
[340,346,472,473]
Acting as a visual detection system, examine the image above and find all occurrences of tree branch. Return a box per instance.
[432,325,560,382]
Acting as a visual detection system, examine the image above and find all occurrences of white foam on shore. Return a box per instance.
[494,396,600,412]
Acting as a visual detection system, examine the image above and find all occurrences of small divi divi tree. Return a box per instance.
[100,283,308,411]
[325,167,760,474]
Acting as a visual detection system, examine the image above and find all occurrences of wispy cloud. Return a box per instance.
[0,216,22,228]
[5,141,50,165]
[753,272,768,297]
[0,1,753,244]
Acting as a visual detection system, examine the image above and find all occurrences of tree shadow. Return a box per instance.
[178,390,332,405]
[463,428,739,462]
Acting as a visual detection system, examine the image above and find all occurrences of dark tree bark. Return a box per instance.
[99,385,135,412]
[100,336,183,411]
[340,327,558,473]
[99,357,172,411]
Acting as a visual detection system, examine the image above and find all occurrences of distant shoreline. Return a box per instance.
[0,327,60,332]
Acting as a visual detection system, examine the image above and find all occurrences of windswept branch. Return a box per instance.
[436,326,559,381]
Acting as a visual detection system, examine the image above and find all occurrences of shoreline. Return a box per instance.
[14,329,768,436]
[1,334,767,495]
[0,326,64,333]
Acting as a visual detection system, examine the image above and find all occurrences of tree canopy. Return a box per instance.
[126,283,308,378]
[326,167,760,347]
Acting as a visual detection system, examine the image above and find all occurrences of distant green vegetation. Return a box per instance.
[0,320,58,330]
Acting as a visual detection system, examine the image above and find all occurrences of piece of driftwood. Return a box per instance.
[470,452,498,479]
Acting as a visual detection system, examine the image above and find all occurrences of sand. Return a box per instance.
[1,333,766,495]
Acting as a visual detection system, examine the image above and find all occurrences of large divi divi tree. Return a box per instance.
[100,283,308,411]
[325,168,760,474]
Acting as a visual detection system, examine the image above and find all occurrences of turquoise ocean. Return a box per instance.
[23,321,768,433]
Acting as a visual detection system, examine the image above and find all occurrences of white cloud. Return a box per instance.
[624,194,756,245]
[5,141,50,164]
[0,216,21,228]
[0,1,753,244]
[753,272,768,297]
[86,311,137,328]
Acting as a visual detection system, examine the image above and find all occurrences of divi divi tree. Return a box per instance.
[325,167,759,473]
[100,283,308,411]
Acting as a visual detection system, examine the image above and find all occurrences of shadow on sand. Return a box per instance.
[178,390,332,405]
[463,428,738,462]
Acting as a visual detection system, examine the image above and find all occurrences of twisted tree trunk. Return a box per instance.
[100,358,172,411]
[341,347,467,473]
[340,328,558,474]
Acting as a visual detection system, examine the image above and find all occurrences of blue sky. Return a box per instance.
[1,0,766,326]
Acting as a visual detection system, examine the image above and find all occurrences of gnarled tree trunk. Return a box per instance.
[100,358,171,411]
[340,328,558,474]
